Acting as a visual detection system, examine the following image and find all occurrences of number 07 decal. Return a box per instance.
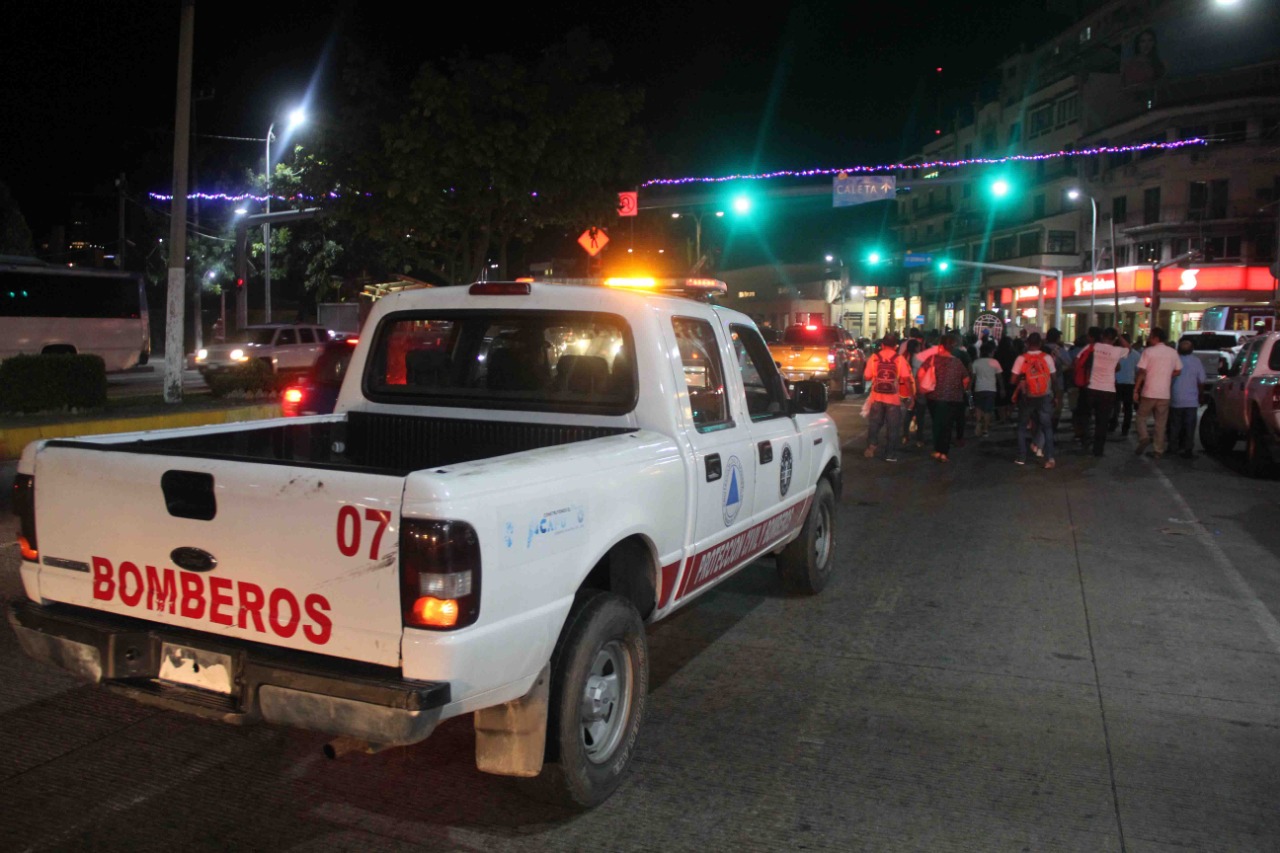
[336,506,393,559]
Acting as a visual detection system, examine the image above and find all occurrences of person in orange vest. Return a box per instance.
[863,333,914,463]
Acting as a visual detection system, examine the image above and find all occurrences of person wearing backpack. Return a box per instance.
[1010,332,1057,469]
[862,333,914,462]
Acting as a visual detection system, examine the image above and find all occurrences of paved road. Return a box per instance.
[1,399,1278,851]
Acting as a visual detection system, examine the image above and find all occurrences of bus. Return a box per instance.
[0,259,150,371]
[1199,304,1276,334]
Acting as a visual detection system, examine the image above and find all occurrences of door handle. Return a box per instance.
[758,440,773,464]
[705,454,722,482]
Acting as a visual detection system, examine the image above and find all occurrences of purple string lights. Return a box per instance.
[151,138,1209,201]
[639,138,1209,187]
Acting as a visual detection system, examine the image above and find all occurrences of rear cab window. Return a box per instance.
[782,326,839,346]
[364,310,637,414]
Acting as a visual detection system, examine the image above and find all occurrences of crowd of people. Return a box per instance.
[860,325,1207,468]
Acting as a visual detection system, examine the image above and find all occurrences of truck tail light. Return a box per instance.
[281,384,306,417]
[400,519,481,630]
[827,352,836,365]
[13,474,37,562]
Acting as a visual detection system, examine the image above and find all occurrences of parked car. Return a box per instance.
[195,323,339,381]
[281,337,359,416]
[1177,329,1255,388]
[1199,331,1280,477]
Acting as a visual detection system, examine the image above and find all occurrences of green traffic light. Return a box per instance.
[937,260,950,272]
[990,178,1011,198]
[731,194,752,215]
[867,251,882,265]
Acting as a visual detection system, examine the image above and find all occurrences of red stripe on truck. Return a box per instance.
[674,497,812,602]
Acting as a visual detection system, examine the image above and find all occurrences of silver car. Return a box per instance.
[196,323,339,377]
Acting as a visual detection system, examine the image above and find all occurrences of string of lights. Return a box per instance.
[150,138,1209,201]
[639,138,1209,187]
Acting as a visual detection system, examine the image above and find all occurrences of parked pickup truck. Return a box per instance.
[10,277,841,807]
[1199,330,1280,478]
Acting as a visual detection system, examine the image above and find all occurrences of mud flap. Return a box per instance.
[474,664,550,777]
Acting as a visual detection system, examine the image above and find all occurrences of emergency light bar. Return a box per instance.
[478,276,728,300]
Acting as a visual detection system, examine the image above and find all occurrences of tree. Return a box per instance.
[0,181,35,256]
[301,30,644,283]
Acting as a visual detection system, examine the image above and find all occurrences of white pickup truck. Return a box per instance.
[9,277,841,807]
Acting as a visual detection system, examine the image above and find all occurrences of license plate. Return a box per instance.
[158,643,234,694]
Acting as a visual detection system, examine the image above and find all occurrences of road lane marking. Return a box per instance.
[1150,462,1280,655]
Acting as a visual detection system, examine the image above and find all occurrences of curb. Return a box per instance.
[0,404,280,460]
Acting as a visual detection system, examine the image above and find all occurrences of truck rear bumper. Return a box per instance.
[8,599,450,746]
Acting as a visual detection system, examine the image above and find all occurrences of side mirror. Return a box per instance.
[790,379,828,415]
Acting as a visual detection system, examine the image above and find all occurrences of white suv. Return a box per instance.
[1178,329,1255,387]
[196,323,338,377]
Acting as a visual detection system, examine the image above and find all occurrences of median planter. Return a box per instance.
[203,360,279,398]
[0,354,108,413]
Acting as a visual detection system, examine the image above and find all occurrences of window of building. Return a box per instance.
[1033,194,1046,218]
[983,131,997,152]
[1109,149,1132,169]
[1262,118,1280,140]
[1009,122,1022,144]
[1179,124,1208,141]
[912,197,919,212]
[993,235,1017,260]
[964,143,973,158]
[1112,195,1127,224]
[1047,231,1076,254]
[1112,244,1129,266]
[1189,178,1229,219]
[926,224,934,237]
[1019,231,1041,257]
[962,182,972,199]
[1055,93,1080,127]
[1028,104,1054,138]
[1136,240,1162,263]
[1143,187,1161,225]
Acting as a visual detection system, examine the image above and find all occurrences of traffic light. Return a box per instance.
[730,193,752,215]
[989,178,1012,199]
[936,259,951,272]
[866,250,883,265]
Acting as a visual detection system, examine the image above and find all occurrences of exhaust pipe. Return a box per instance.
[323,736,389,760]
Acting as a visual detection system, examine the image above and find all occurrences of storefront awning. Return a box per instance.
[997,265,1278,305]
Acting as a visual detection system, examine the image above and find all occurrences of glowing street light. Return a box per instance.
[264,106,307,323]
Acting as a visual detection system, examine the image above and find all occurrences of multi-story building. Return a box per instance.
[887,0,1280,342]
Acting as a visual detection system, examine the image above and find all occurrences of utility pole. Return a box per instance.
[114,173,127,269]
[164,0,194,403]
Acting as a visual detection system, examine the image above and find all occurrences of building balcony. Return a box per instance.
[1120,203,1276,237]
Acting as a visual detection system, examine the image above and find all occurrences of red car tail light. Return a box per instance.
[13,474,37,562]
[400,519,481,630]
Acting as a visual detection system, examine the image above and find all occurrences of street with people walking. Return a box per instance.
[2,372,1278,851]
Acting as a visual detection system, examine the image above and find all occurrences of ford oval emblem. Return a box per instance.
[171,547,218,572]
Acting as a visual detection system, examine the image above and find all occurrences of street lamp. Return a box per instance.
[671,210,723,271]
[1068,188,1099,328]
[264,107,305,323]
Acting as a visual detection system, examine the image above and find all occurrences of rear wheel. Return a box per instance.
[528,590,648,808]
[1245,416,1275,479]
[1199,405,1236,456]
[777,479,836,594]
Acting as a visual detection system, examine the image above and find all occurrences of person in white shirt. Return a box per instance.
[1133,327,1183,458]
[1084,328,1129,457]
[970,340,1005,437]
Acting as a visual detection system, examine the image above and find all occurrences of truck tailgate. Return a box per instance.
[30,446,405,667]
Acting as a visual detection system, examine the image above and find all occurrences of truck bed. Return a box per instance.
[48,411,634,475]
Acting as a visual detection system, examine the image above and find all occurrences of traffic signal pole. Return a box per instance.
[944,259,1064,331]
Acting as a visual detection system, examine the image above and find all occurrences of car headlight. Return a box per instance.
[195,348,208,362]
[230,349,247,362]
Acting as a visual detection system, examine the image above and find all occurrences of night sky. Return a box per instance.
[2,1,1068,261]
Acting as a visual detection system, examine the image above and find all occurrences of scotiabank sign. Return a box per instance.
[1000,265,1276,303]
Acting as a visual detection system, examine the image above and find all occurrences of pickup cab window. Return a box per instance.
[365,310,636,414]
[730,324,787,420]
[673,317,731,431]
[277,329,297,346]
